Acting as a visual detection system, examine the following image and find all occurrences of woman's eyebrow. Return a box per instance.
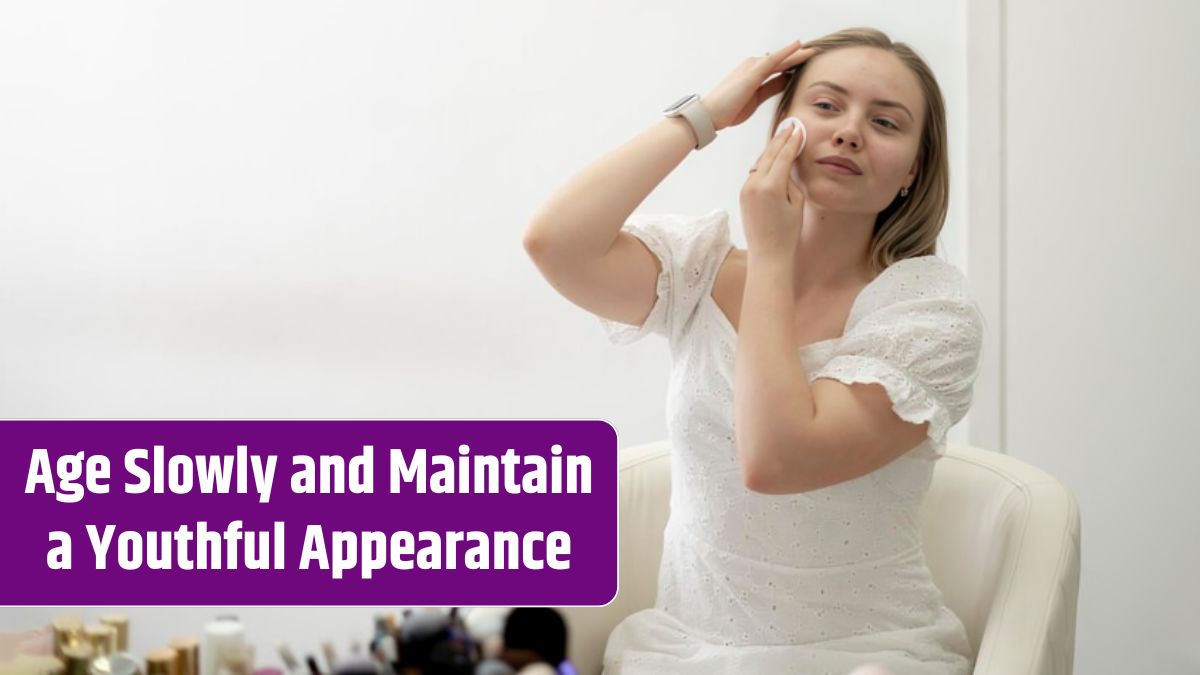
[806,80,914,122]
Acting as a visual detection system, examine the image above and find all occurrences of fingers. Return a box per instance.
[749,117,792,174]
[755,72,793,104]
[758,42,815,75]
[777,46,816,72]
[768,120,806,186]
[747,119,806,207]
[771,40,803,59]
[750,117,803,179]
[752,41,798,71]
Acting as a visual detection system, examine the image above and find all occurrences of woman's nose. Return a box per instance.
[830,116,865,149]
[834,127,862,149]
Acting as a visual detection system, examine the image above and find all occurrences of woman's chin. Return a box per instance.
[800,187,858,210]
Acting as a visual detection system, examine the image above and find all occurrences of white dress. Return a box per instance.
[595,209,984,675]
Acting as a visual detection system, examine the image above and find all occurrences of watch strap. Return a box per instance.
[665,95,716,150]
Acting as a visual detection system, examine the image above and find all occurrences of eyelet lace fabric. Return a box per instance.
[596,210,983,675]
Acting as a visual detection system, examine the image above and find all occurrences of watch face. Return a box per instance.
[664,94,696,114]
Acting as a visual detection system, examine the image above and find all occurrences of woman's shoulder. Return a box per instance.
[874,255,971,300]
[884,254,967,284]
[850,255,975,325]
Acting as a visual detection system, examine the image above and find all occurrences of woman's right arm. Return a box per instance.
[521,40,812,328]
[521,114,699,328]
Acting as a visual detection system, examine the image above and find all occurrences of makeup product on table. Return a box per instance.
[319,643,335,673]
[501,608,570,675]
[168,639,198,675]
[202,618,244,675]
[82,626,116,657]
[82,624,118,675]
[399,610,447,644]
[327,660,380,675]
[104,655,140,675]
[472,660,514,675]
[144,649,177,675]
[51,617,84,660]
[61,644,95,675]
[274,645,298,674]
[368,617,395,665]
[96,618,128,654]
[463,608,508,661]
[216,644,253,675]
[86,647,142,675]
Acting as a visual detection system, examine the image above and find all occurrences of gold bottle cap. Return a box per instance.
[52,616,84,631]
[144,649,178,675]
[61,643,96,675]
[52,616,84,658]
[168,638,199,675]
[97,616,130,653]
[83,625,118,656]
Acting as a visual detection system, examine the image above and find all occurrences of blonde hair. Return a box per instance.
[771,27,949,275]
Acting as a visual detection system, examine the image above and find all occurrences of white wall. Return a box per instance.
[0,0,970,442]
[1001,0,1200,672]
[12,0,1144,671]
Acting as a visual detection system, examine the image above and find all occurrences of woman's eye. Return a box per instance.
[813,101,899,130]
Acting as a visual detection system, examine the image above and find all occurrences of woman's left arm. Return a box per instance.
[733,118,821,491]
[735,252,932,496]
[733,251,820,491]
[735,118,931,495]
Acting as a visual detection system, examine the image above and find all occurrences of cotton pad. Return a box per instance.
[775,117,807,186]
[775,116,807,155]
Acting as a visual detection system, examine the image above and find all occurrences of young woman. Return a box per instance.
[524,27,983,675]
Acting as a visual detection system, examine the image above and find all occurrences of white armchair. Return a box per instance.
[555,441,1082,675]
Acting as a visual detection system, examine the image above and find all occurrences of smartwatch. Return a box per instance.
[663,94,717,150]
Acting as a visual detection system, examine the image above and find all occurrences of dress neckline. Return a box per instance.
[703,252,933,353]
[703,291,849,354]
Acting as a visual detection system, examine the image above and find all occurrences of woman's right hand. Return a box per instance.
[701,40,817,132]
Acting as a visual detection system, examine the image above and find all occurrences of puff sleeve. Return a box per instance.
[808,258,985,453]
[597,208,733,346]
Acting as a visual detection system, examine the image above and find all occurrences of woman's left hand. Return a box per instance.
[739,119,806,258]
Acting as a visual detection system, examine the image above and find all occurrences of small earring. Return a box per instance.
[900,186,909,197]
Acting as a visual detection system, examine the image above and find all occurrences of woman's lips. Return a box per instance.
[819,162,861,176]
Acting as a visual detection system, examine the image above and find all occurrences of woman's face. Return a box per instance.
[783,46,926,215]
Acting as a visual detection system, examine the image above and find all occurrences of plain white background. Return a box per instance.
[1,1,1197,674]
[0,1,970,439]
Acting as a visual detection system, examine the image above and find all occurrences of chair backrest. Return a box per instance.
[921,444,1081,675]
[558,441,1081,675]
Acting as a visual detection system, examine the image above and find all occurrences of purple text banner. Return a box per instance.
[0,420,618,606]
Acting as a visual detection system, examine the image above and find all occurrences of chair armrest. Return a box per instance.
[555,440,673,675]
